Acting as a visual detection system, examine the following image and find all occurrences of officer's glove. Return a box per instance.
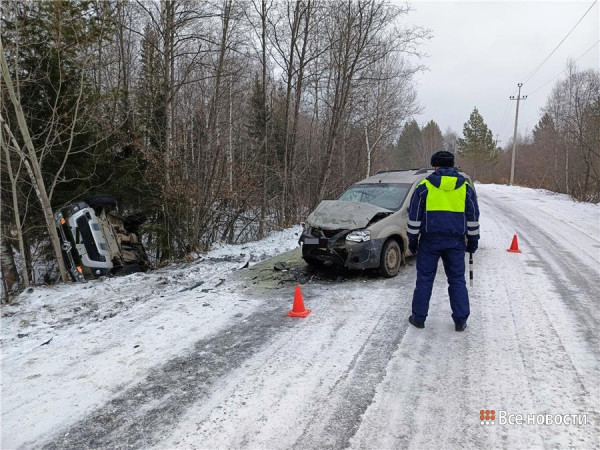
[408,237,419,255]
[466,238,478,254]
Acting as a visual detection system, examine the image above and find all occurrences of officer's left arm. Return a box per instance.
[466,184,480,241]
[407,183,426,239]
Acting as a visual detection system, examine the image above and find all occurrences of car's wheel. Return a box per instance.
[85,194,117,212]
[304,256,325,267]
[302,246,325,267]
[379,239,401,278]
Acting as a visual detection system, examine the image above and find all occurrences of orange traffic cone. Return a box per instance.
[507,234,522,253]
[287,285,311,318]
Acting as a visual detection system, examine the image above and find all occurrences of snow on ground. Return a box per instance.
[1,186,599,449]
[207,225,303,260]
[0,226,301,448]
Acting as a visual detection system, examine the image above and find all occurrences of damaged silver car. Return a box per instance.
[299,169,471,277]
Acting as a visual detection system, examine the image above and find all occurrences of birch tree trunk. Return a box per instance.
[365,125,371,178]
[1,128,30,287]
[257,0,269,239]
[0,234,19,301]
[1,38,69,282]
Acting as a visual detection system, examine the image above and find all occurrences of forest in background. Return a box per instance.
[397,62,600,200]
[1,0,599,294]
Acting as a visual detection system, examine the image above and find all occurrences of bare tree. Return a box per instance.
[543,62,600,200]
[443,127,458,153]
[1,123,29,288]
[1,39,69,282]
[316,0,428,201]
[357,54,419,177]
[268,0,317,224]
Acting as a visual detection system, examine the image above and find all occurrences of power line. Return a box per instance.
[521,0,597,84]
[496,97,514,137]
[494,85,519,140]
[495,100,511,138]
[528,40,600,96]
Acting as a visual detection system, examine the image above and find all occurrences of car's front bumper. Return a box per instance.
[299,229,383,270]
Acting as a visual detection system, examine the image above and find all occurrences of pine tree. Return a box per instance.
[457,107,496,179]
[394,120,421,168]
[137,23,165,154]
[532,113,557,143]
[247,76,267,145]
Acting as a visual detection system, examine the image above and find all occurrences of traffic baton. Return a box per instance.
[469,252,473,287]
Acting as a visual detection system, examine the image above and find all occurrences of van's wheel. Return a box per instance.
[85,194,117,212]
[303,256,325,267]
[302,246,324,267]
[379,239,401,278]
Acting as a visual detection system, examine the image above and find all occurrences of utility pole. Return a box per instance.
[509,83,527,185]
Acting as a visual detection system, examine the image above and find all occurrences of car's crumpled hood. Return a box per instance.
[306,200,392,230]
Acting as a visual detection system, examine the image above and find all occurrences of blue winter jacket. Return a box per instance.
[407,168,480,240]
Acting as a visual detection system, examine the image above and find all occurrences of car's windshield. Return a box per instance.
[338,183,412,211]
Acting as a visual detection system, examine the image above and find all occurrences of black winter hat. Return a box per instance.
[430,150,455,168]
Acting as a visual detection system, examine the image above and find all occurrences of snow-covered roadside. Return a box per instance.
[0,226,302,448]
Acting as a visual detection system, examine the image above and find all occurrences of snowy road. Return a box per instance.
[1,184,599,449]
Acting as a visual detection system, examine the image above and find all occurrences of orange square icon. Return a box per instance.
[480,409,496,424]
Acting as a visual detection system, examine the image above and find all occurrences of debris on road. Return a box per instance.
[238,257,251,269]
[179,281,205,292]
[273,262,289,271]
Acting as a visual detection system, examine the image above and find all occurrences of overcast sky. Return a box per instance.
[405,0,599,148]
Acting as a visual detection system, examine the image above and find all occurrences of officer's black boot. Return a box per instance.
[409,315,425,329]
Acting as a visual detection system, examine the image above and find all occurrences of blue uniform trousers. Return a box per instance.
[412,235,470,325]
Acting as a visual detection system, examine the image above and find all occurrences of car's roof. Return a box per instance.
[356,169,434,184]
[355,168,473,185]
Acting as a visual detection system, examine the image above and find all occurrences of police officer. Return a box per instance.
[406,150,480,331]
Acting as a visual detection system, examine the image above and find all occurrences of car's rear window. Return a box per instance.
[338,183,413,211]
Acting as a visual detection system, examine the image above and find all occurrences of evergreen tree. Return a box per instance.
[137,23,165,154]
[247,75,269,148]
[394,120,421,168]
[532,113,557,143]
[1,0,116,204]
[457,107,496,179]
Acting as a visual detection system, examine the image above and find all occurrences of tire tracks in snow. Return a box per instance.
[291,298,409,450]
[36,305,297,449]
[478,195,600,444]
[36,275,413,449]
[160,276,415,449]
[480,196,600,358]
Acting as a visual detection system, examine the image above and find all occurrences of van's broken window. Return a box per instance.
[338,183,412,211]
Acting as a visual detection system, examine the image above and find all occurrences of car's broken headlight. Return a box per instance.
[346,230,371,242]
